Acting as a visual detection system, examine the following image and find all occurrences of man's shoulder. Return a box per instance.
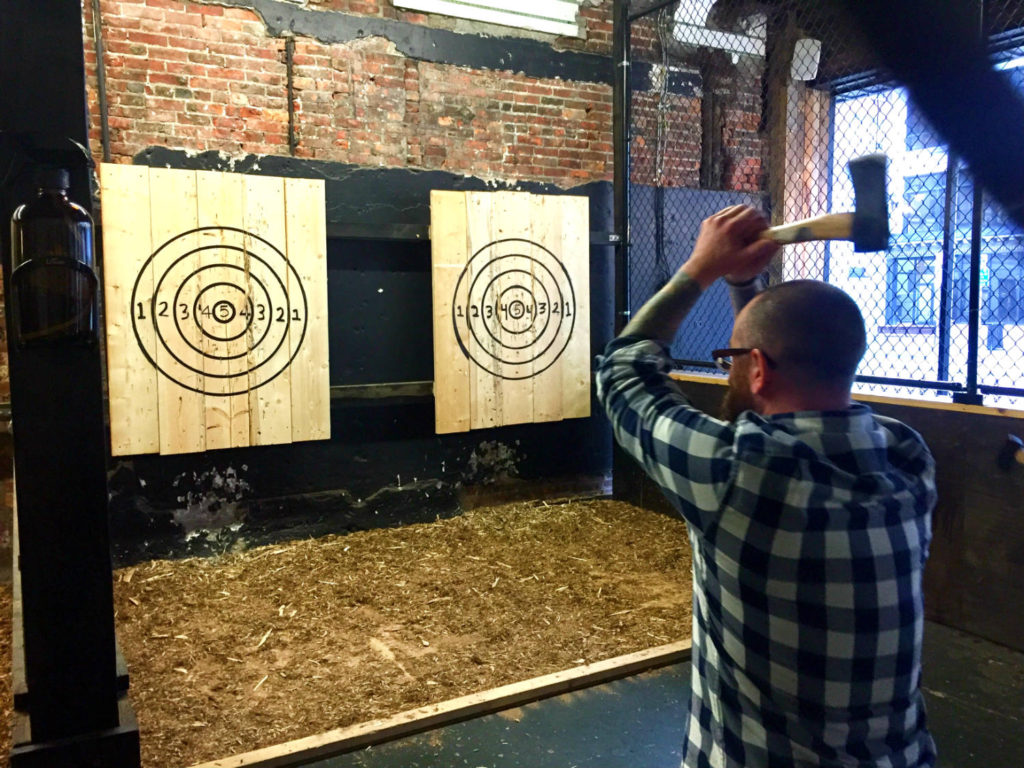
[868,411,932,450]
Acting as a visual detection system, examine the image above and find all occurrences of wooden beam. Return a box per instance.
[668,372,1024,419]
[330,381,433,400]
[764,11,800,285]
[189,640,692,768]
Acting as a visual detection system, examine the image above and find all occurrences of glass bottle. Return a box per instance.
[9,168,99,347]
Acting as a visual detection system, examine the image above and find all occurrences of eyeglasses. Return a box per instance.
[710,348,778,373]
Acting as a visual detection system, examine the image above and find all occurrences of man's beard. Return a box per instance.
[719,376,756,422]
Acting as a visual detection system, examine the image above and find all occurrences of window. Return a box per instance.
[393,0,583,37]
[831,66,1024,405]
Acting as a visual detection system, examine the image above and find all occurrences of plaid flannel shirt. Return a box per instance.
[596,336,938,768]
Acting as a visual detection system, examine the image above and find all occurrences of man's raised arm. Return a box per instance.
[594,206,778,529]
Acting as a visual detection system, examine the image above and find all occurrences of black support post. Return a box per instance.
[936,154,958,385]
[613,0,631,335]
[0,1,140,764]
[956,183,985,405]
[611,0,641,504]
[953,0,986,406]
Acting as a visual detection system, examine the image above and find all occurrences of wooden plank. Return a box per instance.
[431,190,593,432]
[558,195,591,419]
[331,381,433,400]
[188,639,692,768]
[530,194,563,424]
[150,167,205,455]
[284,178,330,442]
[244,174,291,447]
[431,191,472,434]
[195,170,250,450]
[466,191,501,430]
[491,191,534,426]
[668,372,1024,419]
[100,163,160,455]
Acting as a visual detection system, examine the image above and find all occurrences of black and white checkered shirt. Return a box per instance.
[597,336,938,768]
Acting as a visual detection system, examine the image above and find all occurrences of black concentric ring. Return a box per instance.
[130,226,309,396]
[451,238,576,380]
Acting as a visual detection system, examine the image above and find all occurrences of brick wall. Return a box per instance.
[82,0,615,186]
[627,13,766,192]
[720,70,765,193]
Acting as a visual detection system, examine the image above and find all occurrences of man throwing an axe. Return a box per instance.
[596,206,937,768]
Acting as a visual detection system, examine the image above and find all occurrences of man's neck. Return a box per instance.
[759,390,853,416]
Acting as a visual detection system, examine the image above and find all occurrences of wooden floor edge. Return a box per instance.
[188,638,693,768]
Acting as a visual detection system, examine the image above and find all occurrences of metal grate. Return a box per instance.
[622,0,1024,409]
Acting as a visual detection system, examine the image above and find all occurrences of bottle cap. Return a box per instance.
[36,167,70,191]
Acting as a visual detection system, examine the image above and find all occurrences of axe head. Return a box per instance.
[849,154,890,252]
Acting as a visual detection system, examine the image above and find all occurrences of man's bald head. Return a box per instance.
[735,280,867,391]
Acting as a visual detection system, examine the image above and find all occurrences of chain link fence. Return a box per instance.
[623,0,1024,409]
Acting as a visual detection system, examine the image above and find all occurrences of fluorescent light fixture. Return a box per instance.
[394,0,582,38]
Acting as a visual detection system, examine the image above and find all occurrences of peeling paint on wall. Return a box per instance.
[464,440,522,484]
[171,465,253,537]
[205,0,613,84]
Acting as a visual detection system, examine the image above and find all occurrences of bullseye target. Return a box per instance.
[452,238,576,380]
[431,190,590,434]
[130,226,308,397]
[101,164,329,456]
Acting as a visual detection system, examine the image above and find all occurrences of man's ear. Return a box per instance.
[748,348,772,396]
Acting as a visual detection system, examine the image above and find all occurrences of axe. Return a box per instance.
[763,154,890,252]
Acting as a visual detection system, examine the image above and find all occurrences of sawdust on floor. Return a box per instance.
[108,498,692,767]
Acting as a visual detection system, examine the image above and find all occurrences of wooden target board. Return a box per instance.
[100,164,330,456]
[431,190,590,434]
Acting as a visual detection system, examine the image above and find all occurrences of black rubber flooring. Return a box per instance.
[312,622,1024,768]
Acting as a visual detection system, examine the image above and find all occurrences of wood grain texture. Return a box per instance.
[430,190,591,434]
[102,166,329,455]
[150,167,205,456]
[431,191,472,434]
[100,163,159,455]
[558,195,591,419]
[285,178,330,442]
[466,191,500,430]
[244,174,291,447]
[196,170,250,450]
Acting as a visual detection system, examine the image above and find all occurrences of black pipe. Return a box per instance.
[611,0,637,503]
[613,0,631,333]
[91,0,111,163]
[953,0,986,406]
[936,154,958,383]
[978,384,1024,397]
[654,185,665,285]
[286,36,297,156]
[958,181,984,404]
[822,92,837,283]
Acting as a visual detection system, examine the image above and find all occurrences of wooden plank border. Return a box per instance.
[189,639,692,768]
[669,372,1024,420]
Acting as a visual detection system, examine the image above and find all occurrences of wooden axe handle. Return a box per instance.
[762,213,854,245]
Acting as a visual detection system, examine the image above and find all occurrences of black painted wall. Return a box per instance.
[106,153,616,565]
